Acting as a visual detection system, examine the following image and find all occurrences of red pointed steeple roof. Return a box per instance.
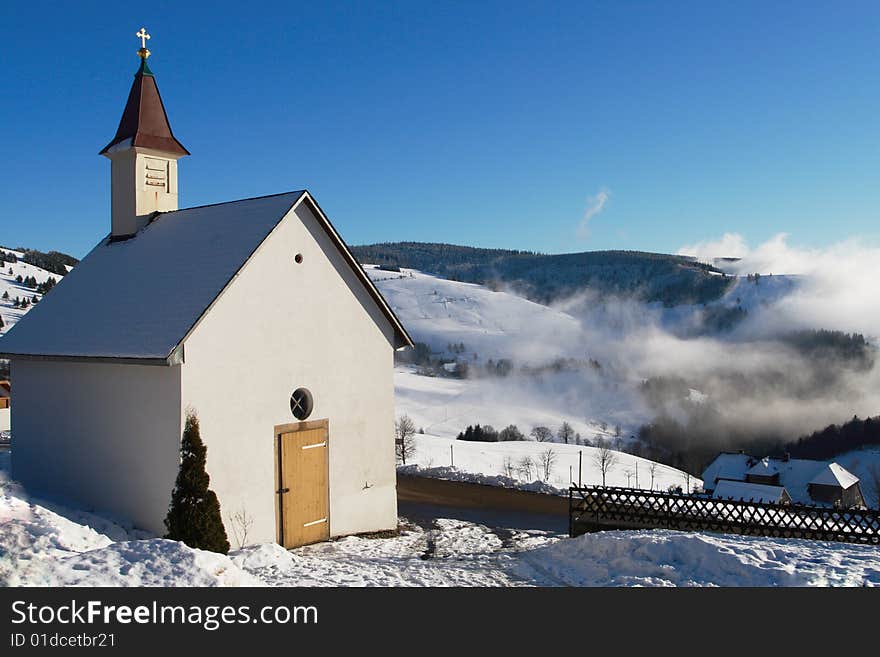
[100,58,189,156]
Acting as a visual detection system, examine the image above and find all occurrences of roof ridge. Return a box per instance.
[158,190,307,215]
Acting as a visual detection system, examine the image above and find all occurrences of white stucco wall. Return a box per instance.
[10,359,181,534]
[0,408,9,432]
[181,198,398,546]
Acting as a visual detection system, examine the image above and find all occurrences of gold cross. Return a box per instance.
[136,27,151,49]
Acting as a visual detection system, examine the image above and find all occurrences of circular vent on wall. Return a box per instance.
[290,387,314,421]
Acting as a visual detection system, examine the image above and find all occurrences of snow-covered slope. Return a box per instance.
[369,266,645,444]
[374,265,698,489]
[401,435,698,492]
[0,248,66,337]
[366,266,583,363]
[393,368,628,444]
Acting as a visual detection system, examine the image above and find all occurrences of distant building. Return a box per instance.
[702,452,865,508]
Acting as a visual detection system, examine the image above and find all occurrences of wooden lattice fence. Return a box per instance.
[569,486,880,545]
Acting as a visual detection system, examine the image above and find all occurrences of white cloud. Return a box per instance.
[577,188,610,239]
[679,232,880,336]
[677,232,749,263]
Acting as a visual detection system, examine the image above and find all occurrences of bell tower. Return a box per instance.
[100,28,189,240]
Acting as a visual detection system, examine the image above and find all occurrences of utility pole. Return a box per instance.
[450,444,454,468]
[578,451,583,487]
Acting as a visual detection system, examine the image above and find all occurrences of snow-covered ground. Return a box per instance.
[400,434,698,492]
[365,266,584,364]
[0,452,259,586]
[3,452,878,587]
[516,529,880,587]
[394,367,628,445]
[0,248,66,337]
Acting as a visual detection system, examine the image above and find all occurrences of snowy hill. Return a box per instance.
[365,265,821,483]
[401,435,698,492]
[367,265,701,488]
[366,265,583,364]
[367,266,644,445]
[0,247,69,337]
[352,243,732,306]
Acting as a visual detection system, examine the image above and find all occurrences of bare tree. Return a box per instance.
[593,445,618,486]
[538,448,557,481]
[395,414,417,465]
[648,462,658,491]
[502,456,517,479]
[530,425,553,442]
[228,506,254,550]
[624,468,634,487]
[558,422,575,445]
[518,455,535,481]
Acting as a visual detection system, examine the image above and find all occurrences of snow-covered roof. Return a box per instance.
[702,452,861,505]
[712,480,789,504]
[0,191,412,362]
[746,458,779,477]
[809,463,860,490]
[701,453,752,489]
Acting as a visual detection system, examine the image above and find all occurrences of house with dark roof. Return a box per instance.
[0,31,412,547]
[702,452,865,508]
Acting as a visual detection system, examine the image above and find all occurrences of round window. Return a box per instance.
[290,387,314,421]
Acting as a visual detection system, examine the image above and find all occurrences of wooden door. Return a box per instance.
[276,420,330,548]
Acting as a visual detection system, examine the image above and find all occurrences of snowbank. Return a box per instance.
[516,530,880,587]
[0,465,260,587]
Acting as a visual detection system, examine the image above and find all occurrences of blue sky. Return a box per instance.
[1,1,878,258]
